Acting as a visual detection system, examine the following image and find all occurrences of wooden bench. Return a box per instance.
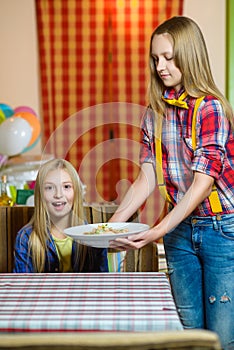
[0,330,222,350]
[0,204,158,273]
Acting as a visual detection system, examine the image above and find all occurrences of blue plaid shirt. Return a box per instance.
[140,89,234,216]
[13,224,109,273]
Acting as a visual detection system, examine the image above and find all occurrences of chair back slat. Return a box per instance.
[84,206,92,224]
[89,204,104,223]
[0,207,8,272]
[6,206,35,272]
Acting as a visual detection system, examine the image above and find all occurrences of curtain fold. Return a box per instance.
[36,0,183,225]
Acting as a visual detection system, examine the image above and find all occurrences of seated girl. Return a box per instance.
[13,158,108,273]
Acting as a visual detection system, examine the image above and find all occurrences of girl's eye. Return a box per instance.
[152,55,173,63]
[64,184,73,190]
[44,185,54,191]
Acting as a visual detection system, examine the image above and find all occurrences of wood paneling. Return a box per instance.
[0,205,158,273]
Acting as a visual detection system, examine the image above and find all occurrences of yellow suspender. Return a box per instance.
[155,116,172,204]
[155,97,222,213]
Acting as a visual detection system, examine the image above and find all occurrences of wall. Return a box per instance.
[0,0,41,155]
[183,0,226,94]
[226,0,234,107]
[0,0,226,156]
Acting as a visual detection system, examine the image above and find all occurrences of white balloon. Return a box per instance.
[0,117,32,156]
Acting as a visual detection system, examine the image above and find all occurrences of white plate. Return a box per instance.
[64,222,149,248]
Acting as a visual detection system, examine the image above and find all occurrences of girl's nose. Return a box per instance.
[156,58,165,72]
[54,188,63,198]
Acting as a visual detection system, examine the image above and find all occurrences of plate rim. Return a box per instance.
[64,222,149,240]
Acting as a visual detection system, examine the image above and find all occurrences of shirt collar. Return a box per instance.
[162,87,186,99]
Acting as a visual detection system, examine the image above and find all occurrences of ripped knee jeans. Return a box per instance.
[163,214,234,350]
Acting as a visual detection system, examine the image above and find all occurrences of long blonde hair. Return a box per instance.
[28,158,88,272]
[148,16,234,128]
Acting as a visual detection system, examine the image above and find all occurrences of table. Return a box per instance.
[0,272,183,333]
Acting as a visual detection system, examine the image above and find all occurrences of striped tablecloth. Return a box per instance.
[0,272,183,333]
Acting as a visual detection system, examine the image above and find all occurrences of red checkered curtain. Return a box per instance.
[36,0,183,225]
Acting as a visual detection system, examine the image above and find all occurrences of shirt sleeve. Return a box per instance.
[192,97,228,180]
[139,108,156,167]
[93,248,109,272]
[79,247,109,272]
[13,226,34,273]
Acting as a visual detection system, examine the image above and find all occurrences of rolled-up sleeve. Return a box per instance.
[139,108,156,167]
[192,98,228,180]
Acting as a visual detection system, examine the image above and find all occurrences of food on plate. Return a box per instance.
[83,223,129,235]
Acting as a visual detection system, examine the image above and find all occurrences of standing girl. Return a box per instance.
[13,158,108,273]
[110,16,234,349]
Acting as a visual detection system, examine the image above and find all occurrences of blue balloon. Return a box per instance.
[0,103,14,118]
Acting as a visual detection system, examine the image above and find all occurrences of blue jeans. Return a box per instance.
[163,214,234,350]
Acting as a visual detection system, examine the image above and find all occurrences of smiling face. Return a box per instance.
[151,33,182,92]
[43,168,74,222]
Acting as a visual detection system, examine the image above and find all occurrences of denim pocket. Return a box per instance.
[220,222,234,240]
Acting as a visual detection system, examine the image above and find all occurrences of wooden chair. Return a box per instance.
[0,204,158,273]
[0,330,222,349]
[0,206,35,273]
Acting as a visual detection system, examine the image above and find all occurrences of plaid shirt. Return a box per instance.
[140,88,234,216]
[13,224,108,273]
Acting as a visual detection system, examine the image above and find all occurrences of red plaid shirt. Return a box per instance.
[140,88,234,216]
